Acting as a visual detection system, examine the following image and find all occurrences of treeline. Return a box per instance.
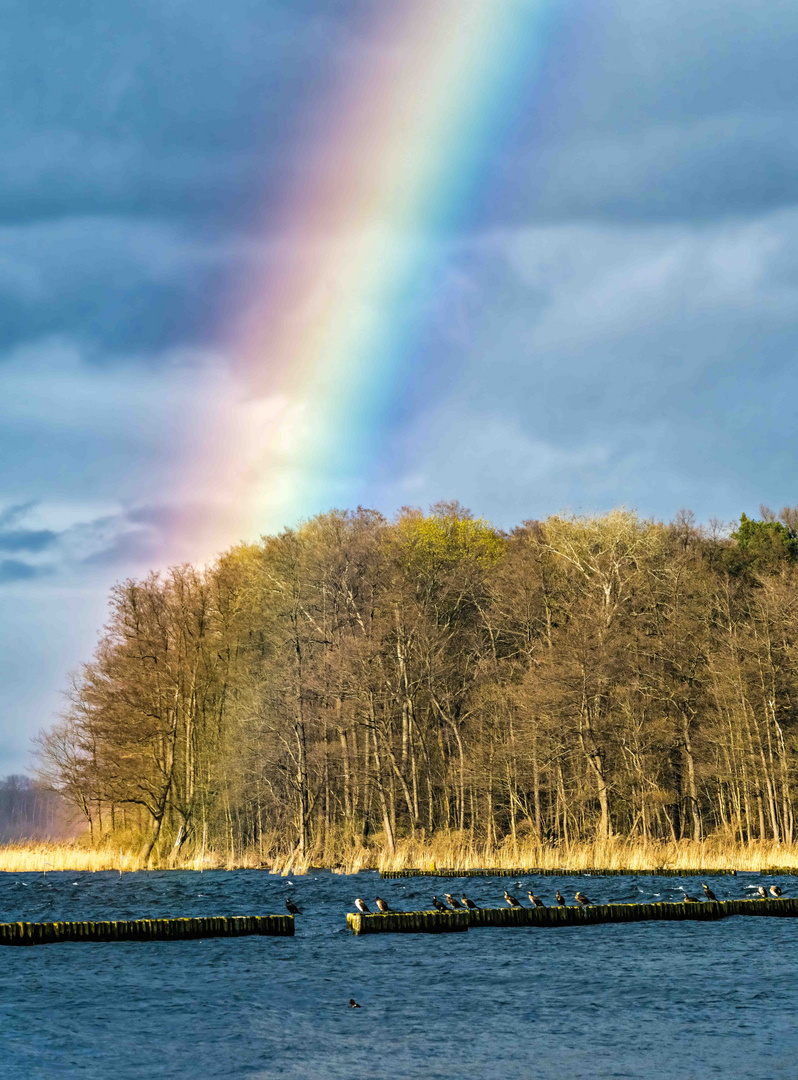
[0,775,78,842]
[37,504,798,861]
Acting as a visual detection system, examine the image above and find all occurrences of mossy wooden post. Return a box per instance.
[380,867,745,879]
[348,909,470,934]
[0,913,294,945]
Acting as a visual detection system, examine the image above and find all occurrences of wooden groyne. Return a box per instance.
[347,909,470,935]
[349,898,798,933]
[381,867,745,879]
[0,914,294,946]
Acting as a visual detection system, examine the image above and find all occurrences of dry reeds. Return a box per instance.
[371,835,798,875]
[4,834,798,875]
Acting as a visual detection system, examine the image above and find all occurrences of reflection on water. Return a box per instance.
[0,869,795,1079]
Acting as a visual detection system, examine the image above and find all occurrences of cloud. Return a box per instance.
[0,529,57,553]
[0,0,363,228]
[368,207,798,526]
[0,501,37,528]
[0,559,51,585]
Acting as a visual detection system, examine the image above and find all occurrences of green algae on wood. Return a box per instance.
[0,913,294,946]
[348,897,798,933]
[380,867,746,879]
[347,909,470,934]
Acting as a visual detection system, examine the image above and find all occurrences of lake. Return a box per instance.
[0,869,795,1078]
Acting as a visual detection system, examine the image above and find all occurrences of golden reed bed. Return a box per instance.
[2,836,798,875]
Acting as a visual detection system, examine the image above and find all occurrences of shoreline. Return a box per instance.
[2,836,798,875]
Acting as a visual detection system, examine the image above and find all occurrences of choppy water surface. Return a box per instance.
[1,869,796,1079]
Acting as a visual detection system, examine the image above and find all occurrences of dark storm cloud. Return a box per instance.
[482,0,798,226]
[0,0,364,226]
[2,0,796,362]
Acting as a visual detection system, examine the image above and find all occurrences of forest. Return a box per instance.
[36,503,798,866]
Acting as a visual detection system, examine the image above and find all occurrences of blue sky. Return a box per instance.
[2,0,798,773]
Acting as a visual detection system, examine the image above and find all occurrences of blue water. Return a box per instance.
[0,870,795,1079]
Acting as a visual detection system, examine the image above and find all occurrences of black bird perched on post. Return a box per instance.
[504,890,522,907]
[702,883,717,901]
[574,892,594,906]
[555,890,566,907]
[757,886,767,899]
[349,999,361,1008]
[355,898,370,913]
[285,899,301,915]
[444,893,462,909]
[770,885,783,898]
[528,891,544,908]
[432,896,448,912]
[460,894,478,909]
[682,892,699,903]
[375,896,392,912]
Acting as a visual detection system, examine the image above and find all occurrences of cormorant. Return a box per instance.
[349,999,361,1008]
[444,893,462,909]
[528,891,545,908]
[432,896,448,912]
[757,886,767,899]
[555,890,566,907]
[375,896,392,912]
[574,892,594,906]
[460,894,478,909]
[770,885,783,898]
[682,892,699,903]
[285,899,301,915]
[702,883,717,901]
[504,890,522,907]
[355,898,370,913]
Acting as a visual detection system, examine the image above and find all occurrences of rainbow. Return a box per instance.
[181,0,560,557]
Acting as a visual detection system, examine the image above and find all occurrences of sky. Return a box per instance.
[2,0,798,774]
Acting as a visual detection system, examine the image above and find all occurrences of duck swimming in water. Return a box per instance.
[460,894,478,909]
[285,899,301,915]
[444,893,462,909]
[574,891,593,906]
[528,891,544,908]
[355,898,370,913]
[504,890,522,907]
[555,890,566,906]
[375,896,392,912]
[702,884,717,901]
[349,999,361,1008]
